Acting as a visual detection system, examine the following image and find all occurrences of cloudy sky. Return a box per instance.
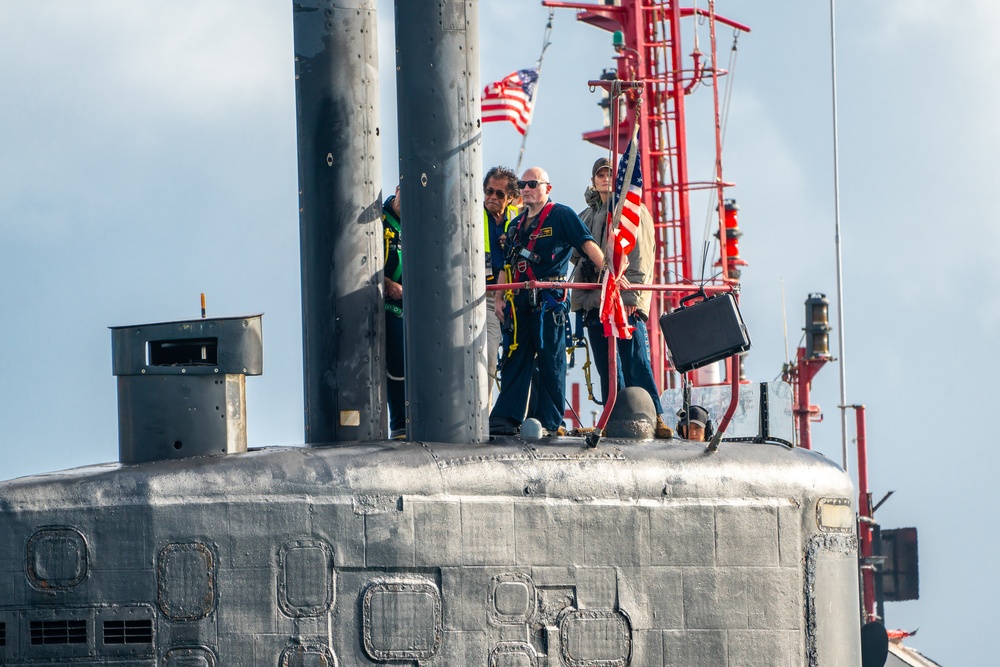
[1,1,995,662]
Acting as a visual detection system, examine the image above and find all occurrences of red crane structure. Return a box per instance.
[543,0,750,389]
[544,0,916,639]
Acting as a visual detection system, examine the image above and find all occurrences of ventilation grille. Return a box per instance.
[30,619,87,645]
[0,621,5,646]
[103,619,153,645]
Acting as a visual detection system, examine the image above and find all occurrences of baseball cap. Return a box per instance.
[592,157,611,177]
[678,405,710,428]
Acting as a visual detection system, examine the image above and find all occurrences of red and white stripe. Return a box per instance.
[481,71,536,135]
[615,187,641,256]
[599,126,643,340]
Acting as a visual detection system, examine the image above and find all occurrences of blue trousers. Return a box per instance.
[584,310,664,415]
[491,305,567,431]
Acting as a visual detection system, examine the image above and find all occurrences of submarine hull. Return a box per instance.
[0,439,860,666]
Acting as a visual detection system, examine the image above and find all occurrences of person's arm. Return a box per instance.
[580,239,604,270]
[493,269,507,320]
[571,206,597,266]
[583,237,636,311]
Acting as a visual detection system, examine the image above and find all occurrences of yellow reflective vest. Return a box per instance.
[484,205,519,284]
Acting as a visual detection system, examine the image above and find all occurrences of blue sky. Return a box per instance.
[1,1,996,662]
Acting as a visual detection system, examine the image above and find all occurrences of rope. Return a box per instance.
[502,265,519,357]
[697,21,741,285]
[578,334,600,404]
[515,9,555,173]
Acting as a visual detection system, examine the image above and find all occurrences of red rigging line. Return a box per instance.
[544,0,750,388]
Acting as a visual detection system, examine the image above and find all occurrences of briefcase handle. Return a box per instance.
[678,288,710,309]
[678,288,738,310]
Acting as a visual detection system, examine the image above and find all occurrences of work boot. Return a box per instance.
[655,415,674,439]
[489,416,519,436]
[544,425,568,437]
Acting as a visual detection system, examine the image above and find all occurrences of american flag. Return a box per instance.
[600,129,643,340]
[611,135,642,257]
[481,68,539,135]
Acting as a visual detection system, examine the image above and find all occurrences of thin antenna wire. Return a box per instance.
[719,31,739,148]
[829,0,849,472]
[515,10,555,173]
[780,278,789,366]
[697,25,739,284]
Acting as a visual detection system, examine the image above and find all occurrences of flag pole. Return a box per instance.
[584,80,643,449]
[514,10,554,174]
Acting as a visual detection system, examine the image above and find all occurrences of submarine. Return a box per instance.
[0,1,864,666]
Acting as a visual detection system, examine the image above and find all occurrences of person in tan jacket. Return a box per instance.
[570,157,672,438]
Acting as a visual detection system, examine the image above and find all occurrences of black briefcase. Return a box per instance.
[658,292,751,374]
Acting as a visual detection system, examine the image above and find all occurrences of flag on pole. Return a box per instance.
[611,135,642,258]
[481,68,539,135]
[599,128,643,340]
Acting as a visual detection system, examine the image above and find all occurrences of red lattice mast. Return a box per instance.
[544,0,750,388]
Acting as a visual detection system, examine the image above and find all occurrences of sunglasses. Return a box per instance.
[517,180,549,189]
[483,187,509,198]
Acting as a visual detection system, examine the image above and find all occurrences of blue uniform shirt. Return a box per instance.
[508,202,596,286]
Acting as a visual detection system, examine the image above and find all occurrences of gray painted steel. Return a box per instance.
[116,375,249,464]
[111,316,262,464]
[393,0,488,444]
[110,315,263,378]
[293,0,385,444]
[0,438,860,666]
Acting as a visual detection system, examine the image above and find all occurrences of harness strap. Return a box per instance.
[503,264,519,358]
[537,290,568,350]
[512,202,554,282]
[504,203,560,357]
[383,199,403,284]
[383,227,402,283]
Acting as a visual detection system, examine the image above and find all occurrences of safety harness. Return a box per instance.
[383,199,403,318]
[566,310,599,403]
[502,202,569,356]
[484,205,518,284]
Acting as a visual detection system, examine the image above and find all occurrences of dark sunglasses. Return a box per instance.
[483,187,509,198]
[517,180,549,189]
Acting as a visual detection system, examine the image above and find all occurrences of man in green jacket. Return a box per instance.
[382,186,405,438]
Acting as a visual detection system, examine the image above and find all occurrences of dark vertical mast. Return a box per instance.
[394,0,486,443]
[293,0,384,443]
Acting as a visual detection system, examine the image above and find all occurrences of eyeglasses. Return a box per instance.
[517,180,549,189]
[483,187,509,198]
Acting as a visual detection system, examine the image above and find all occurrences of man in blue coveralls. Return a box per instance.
[489,167,607,436]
